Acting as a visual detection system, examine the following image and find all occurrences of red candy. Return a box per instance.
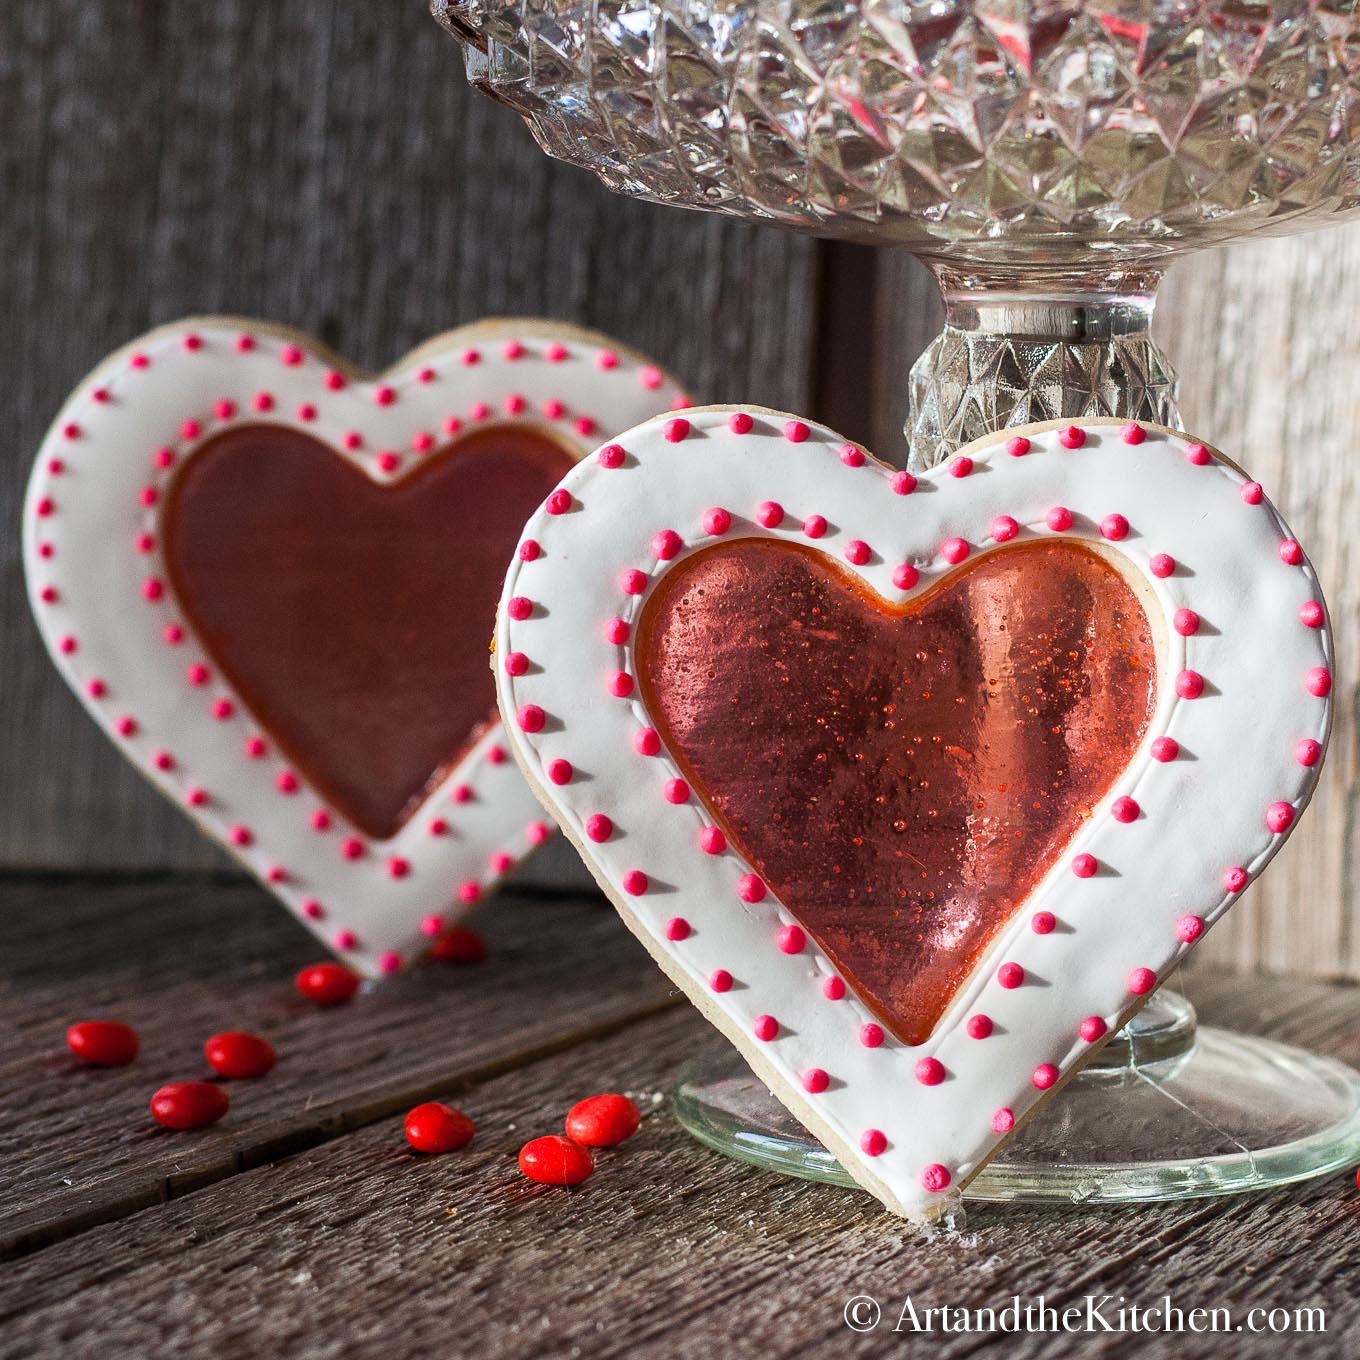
[564,1093,641,1147]
[294,961,360,1006]
[150,1081,229,1130]
[204,1030,276,1079]
[66,1020,139,1067]
[431,927,487,964]
[405,1101,476,1154]
[518,1134,594,1186]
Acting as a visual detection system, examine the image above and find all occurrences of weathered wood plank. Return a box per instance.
[0,964,1354,1359]
[0,0,819,875]
[0,876,675,1258]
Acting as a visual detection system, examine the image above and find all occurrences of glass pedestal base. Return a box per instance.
[673,992,1360,1207]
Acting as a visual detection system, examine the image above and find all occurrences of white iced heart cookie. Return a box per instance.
[23,316,688,977]
[494,410,1332,1221]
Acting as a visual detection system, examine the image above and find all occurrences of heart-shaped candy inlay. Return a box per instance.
[24,317,688,975]
[637,538,1156,1046]
[165,421,573,840]
[497,411,1331,1221]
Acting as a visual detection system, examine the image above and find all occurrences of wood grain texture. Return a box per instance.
[0,877,675,1258]
[0,876,1354,1360]
[0,0,818,877]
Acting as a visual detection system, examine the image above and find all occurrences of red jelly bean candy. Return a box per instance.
[564,1093,641,1147]
[204,1030,276,1079]
[429,928,487,965]
[294,962,360,1006]
[150,1081,229,1130]
[405,1101,476,1154]
[518,1134,594,1186]
[66,1020,139,1067]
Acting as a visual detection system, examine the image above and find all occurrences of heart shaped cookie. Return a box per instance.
[23,317,688,976]
[494,411,1332,1221]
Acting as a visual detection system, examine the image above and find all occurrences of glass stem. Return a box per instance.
[906,263,1181,471]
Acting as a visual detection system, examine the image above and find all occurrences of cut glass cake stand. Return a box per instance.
[434,0,1360,1205]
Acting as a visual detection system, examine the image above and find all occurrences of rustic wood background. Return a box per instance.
[2,0,1357,981]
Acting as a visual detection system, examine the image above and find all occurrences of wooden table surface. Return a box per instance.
[1,875,1357,1358]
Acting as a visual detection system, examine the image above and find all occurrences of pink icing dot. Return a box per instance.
[115,716,137,738]
[1111,796,1140,823]
[802,514,827,539]
[803,1068,829,1094]
[997,962,1024,988]
[663,418,690,443]
[860,1023,885,1048]
[844,539,870,565]
[777,924,805,954]
[486,745,507,765]
[520,540,541,562]
[547,759,572,785]
[525,821,551,846]
[967,1014,993,1039]
[131,353,150,369]
[1175,669,1205,699]
[253,393,275,413]
[941,537,969,565]
[948,455,972,478]
[461,348,481,366]
[333,929,357,951]
[59,635,77,655]
[428,818,448,836]
[450,786,472,806]
[418,367,436,384]
[502,341,524,361]
[921,1163,951,1192]
[229,825,252,847]
[585,814,613,843]
[545,488,572,515]
[665,917,690,942]
[1266,801,1295,834]
[1295,738,1321,767]
[517,704,545,733]
[1031,910,1056,934]
[378,952,402,976]
[1176,914,1205,943]
[823,976,846,1001]
[311,809,332,829]
[703,507,732,536]
[373,385,396,407]
[440,419,459,437]
[376,452,401,474]
[620,569,647,595]
[504,651,529,677]
[1045,506,1073,532]
[1005,436,1031,457]
[1279,539,1304,566]
[48,458,65,476]
[504,393,526,415]
[710,969,733,992]
[635,728,662,757]
[1032,1063,1059,1090]
[507,596,532,620]
[699,826,726,855]
[1223,865,1248,893]
[596,350,617,370]
[784,420,809,443]
[1173,608,1200,636]
[489,851,513,874]
[139,486,159,508]
[1305,667,1332,697]
[992,1108,1015,1133]
[386,856,410,879]
[35,497,55,518]
[63,423,81,441]
[212,699,234,721]
[622,869,648,895]
[1299,600,1324,628]
[411,431,434,453]
[605,617,630,645]
[890,470,917,496]
[38,586,58,603]
[990,515,1020,542]
[183,334,204,353]
[1079,1016,1108,1042]
[663,777,689,804]
[860,1129,887,1157]
[341,837,364,860]
[302,899,323,920]
[1100,513,1130,542]
[840,445,865,468]
[545,343,568,363]
[1121,422,1146,445]
[244,736,267,758]
[153,447,175,468]
[727,412,753,434]
[186,787,207,807]
[136,533,155,554]
[279,343,302,366]
[915,1057,945,1085]
[421,914,444,938]
[1241,481,1264,505]
[652,529,682,560]
[343,431,362,449]
[608,671,634,698]
[1128,966,1157,995]
[142,578,164,602]
[737,873,766,903]
[598,444,625,469]
[457,880,482,904]
[295,405,316,424]
[1185,443,1210,466]
[756,501,784,529]
[892,563,920,590]
[753,1015,778,1041]
[1058,425,1086,449]
[1149,553,1175,578]
[1150,736,1180,762]
[214,399,236,420]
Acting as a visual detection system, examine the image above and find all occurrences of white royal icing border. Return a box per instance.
[494,409,1332,1221]
[22,316,689,977]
